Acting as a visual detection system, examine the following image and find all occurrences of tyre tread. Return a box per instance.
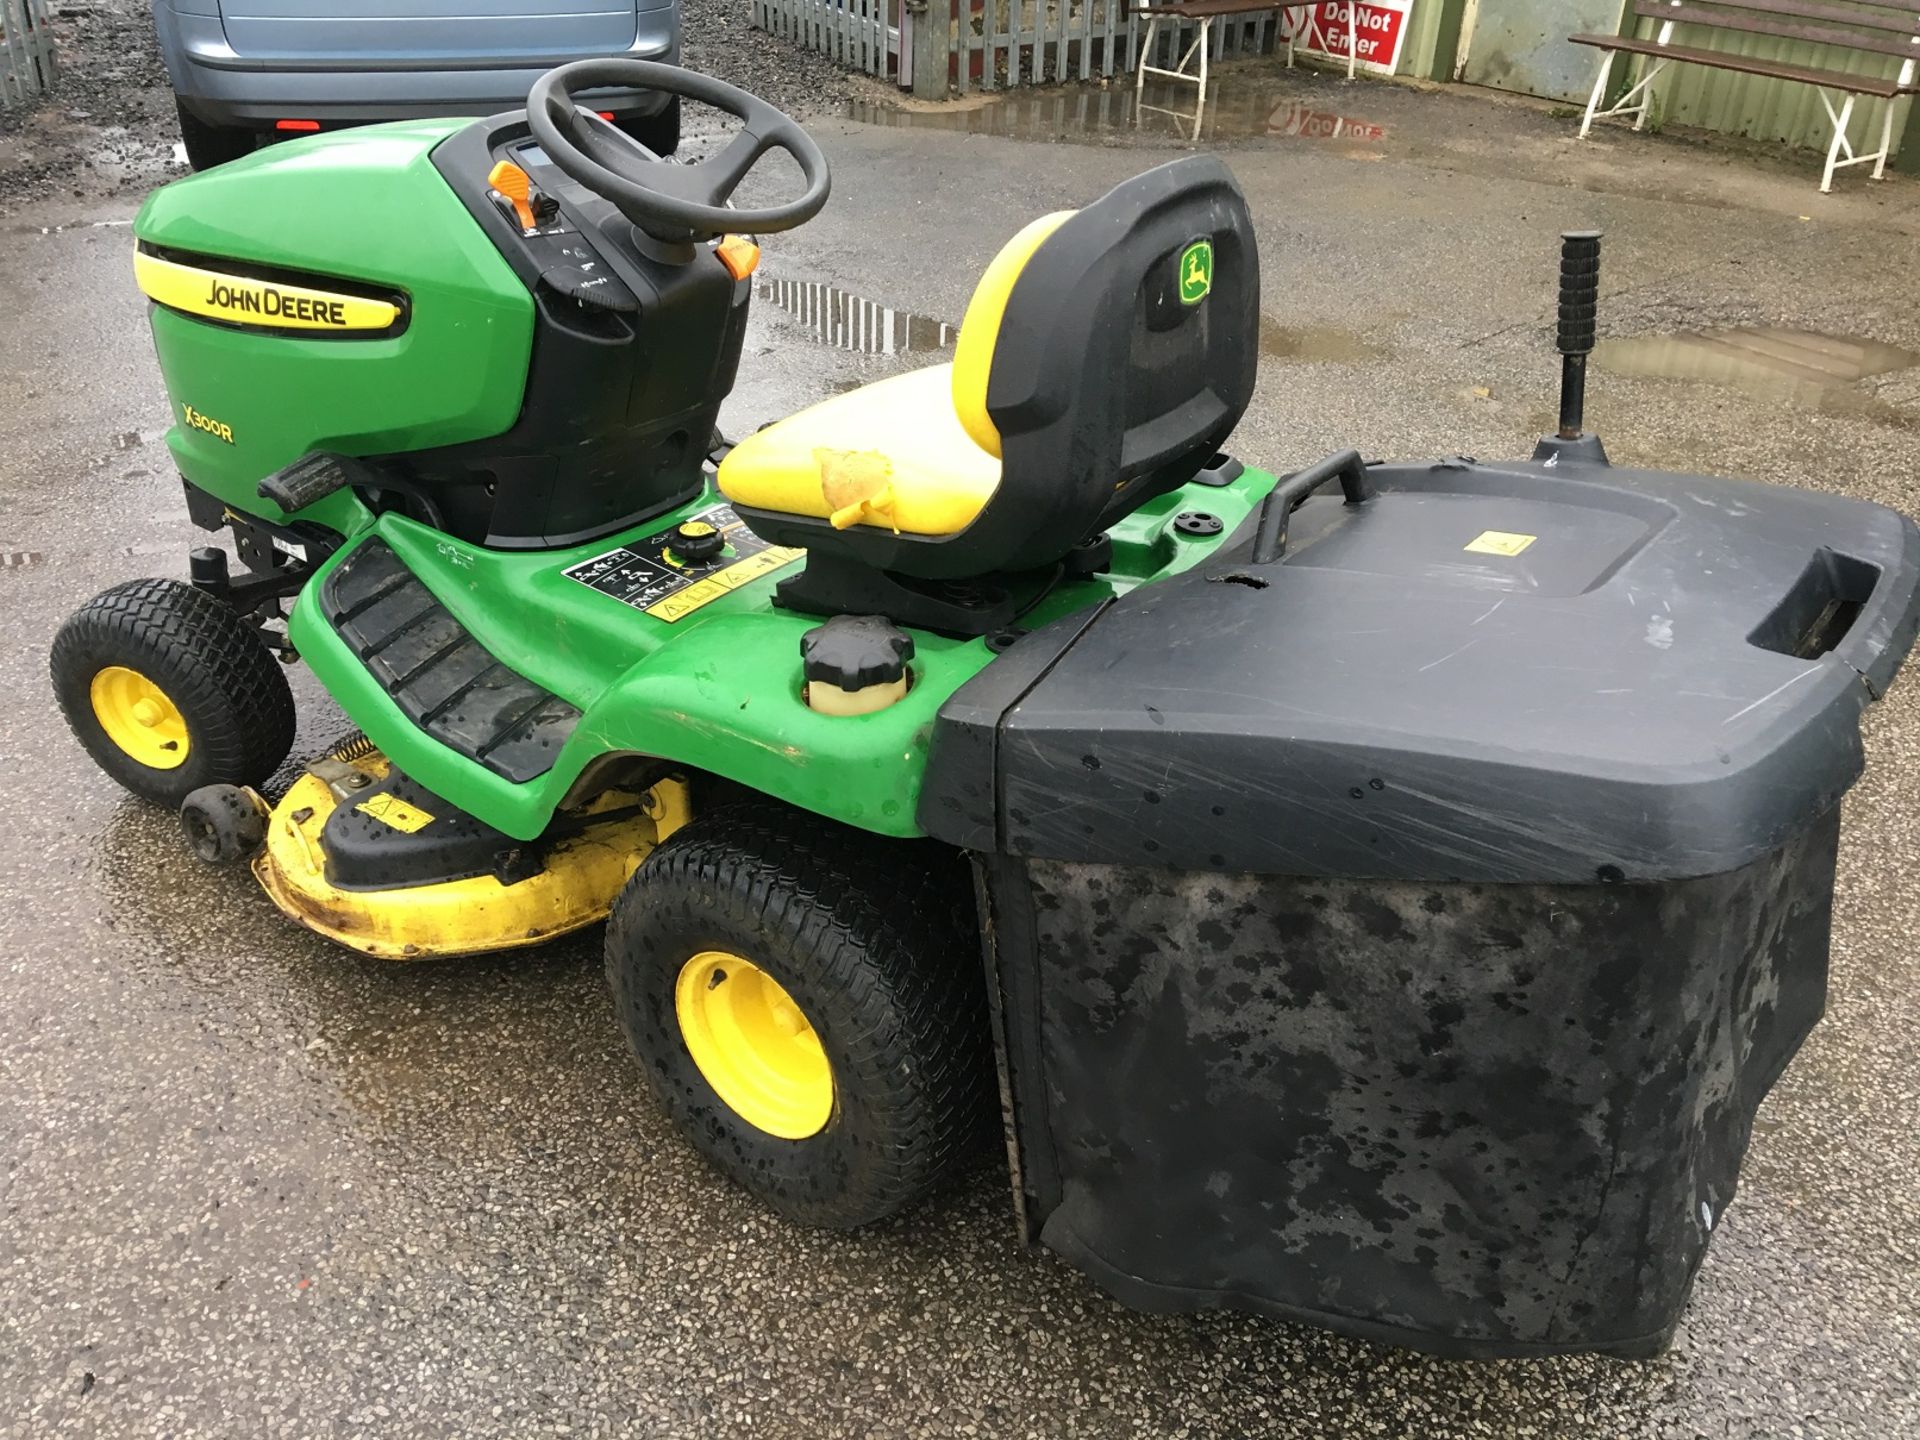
[608,797,993,1227]
[51,577,296,803]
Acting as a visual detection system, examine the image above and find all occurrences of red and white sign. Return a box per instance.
[1279,1,1412,77]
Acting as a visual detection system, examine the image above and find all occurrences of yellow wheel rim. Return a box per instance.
[675,950,833,1140]
[89,665,190,770]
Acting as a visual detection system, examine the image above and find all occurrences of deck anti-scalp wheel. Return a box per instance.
[51,578,296,807]
[606,799,993,1229]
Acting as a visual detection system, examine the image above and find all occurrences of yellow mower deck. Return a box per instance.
[254,750,689,960]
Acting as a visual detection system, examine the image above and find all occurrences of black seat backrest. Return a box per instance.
[965,154,1260,574]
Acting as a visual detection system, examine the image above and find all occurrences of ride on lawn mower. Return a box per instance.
[53,59,1920,1359]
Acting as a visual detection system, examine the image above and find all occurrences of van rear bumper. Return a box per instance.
[160,8,679,126]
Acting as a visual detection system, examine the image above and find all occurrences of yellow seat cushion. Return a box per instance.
[717,364,1001,537]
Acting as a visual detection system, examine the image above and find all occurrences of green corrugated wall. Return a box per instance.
[1628,5,1917,158]
[1394,0,1451,76]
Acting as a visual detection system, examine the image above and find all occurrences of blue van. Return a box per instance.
[155,0,681,169]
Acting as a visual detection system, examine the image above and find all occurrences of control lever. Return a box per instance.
[1532,231,1610,466]
[257,452,371,514]
[1556,231,1601,440]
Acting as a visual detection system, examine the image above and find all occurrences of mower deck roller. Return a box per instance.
[56,60,1920,1362]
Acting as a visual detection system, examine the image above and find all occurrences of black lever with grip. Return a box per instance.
[257,450,450,531]
[256,452,379,515]
[1556,230,1601,441]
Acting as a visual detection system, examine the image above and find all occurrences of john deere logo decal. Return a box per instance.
[1178,240,1213,305]
[133,251,402,334]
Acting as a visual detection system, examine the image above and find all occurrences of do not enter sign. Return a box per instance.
[1280,1,1411,76]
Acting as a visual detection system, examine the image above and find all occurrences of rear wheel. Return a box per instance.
[616,96,681,158]
[175,99,255,171]
[51,578,296,806]
[605,798,993,1228]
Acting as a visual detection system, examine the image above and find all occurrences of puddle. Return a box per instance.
[755,276,956,356]
[845,78,1385,148]
[1595,329,1918,420]
[1,217,135,236]
[1261,319,1389,363]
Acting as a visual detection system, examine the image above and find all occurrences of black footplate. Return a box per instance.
[322,768,536,890]
[320,538,579,783]
[258,451,379,514]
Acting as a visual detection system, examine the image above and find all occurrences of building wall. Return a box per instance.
[1394,0,1451,77]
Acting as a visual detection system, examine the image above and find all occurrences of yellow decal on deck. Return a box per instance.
[354,792,435,834]
[134,251,401,332]
[1464,530,1537,557]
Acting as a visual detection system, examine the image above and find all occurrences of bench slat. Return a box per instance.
[1632,0,1920,58]
[1570,32,1917,94]
[1645,0,1920,38]
[1635,0,1920,24]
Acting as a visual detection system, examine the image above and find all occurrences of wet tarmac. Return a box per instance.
[5,49,1920,1440]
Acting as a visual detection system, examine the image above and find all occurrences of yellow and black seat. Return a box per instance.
[719,155,1258,634]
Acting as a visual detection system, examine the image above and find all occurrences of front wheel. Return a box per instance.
[51,578,296,806]
[605,798,993,1229]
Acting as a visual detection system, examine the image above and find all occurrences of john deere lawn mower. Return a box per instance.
[52,59,1920,1359]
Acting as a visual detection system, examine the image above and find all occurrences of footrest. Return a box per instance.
[320,538,580,783]
[259,452,375,514]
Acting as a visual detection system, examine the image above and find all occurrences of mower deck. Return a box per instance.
[255,743,689,959]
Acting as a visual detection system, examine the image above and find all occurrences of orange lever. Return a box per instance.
[716,234,760,280]
[487,161,539,232]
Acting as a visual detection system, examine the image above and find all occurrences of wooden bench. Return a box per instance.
[1572,1,1920,192]
[1130,1,1359,107]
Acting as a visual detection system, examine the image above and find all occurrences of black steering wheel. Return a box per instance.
[527,60,830,239]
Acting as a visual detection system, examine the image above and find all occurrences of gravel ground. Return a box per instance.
[680,0,858,113]
[0,1,176,205]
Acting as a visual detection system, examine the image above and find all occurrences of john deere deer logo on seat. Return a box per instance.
[1179,240,1213,305]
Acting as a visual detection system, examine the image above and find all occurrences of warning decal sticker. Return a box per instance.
[1463,529,1537,557]
[562,504,804,623]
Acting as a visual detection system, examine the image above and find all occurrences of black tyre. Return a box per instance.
[606,798,993,1229]
[51,578,296,807]
[616,96,681,158]
[175,98,255,171]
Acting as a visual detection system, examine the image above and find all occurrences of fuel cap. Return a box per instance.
[801,614,914,691]
[670,519,725,562]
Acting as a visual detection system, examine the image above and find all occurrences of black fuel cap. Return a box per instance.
[800,614,915,691]
[670,519,725,562]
